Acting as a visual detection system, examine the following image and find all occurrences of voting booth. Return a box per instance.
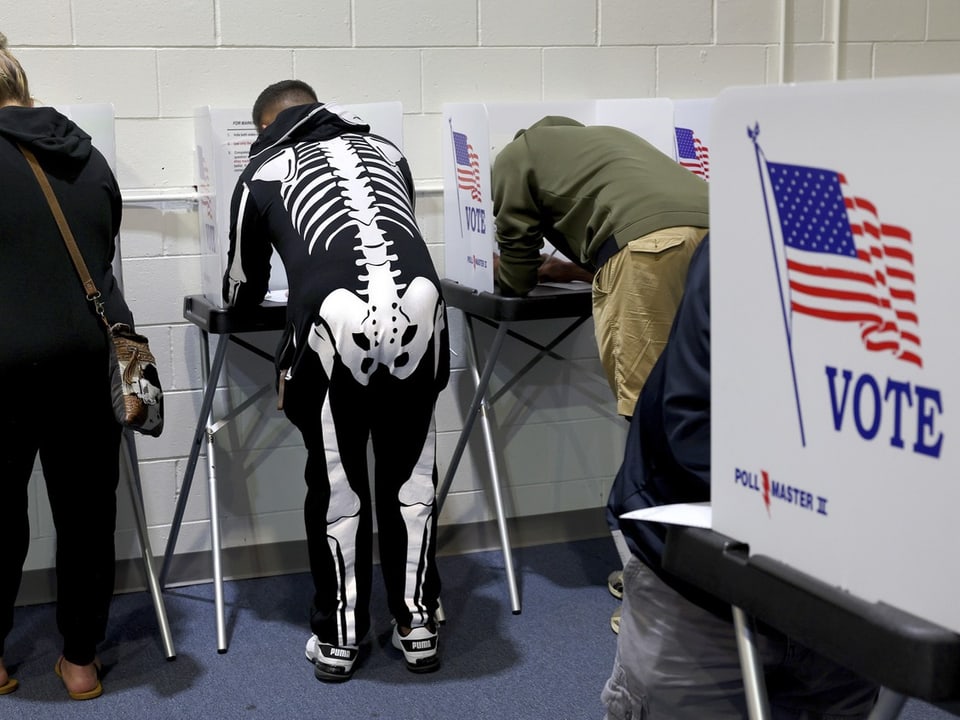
[710,75,960,636]
[673,98,712,182]
[437,97,714,612]
[195,101,405,307]
[441,98,682,293]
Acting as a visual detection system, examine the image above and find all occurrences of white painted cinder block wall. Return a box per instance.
[3,0,959,576]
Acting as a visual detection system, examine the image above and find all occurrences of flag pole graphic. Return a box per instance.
[749,123,806,447]
[448,118,465,239]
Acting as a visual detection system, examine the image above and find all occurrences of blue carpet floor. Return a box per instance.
[1,537,956,719]
[2,538,621,719]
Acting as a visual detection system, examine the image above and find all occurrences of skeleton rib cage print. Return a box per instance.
[250,133,444,386]
[262,135,419,256]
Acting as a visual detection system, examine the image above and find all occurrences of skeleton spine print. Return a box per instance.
[251,133,444,386]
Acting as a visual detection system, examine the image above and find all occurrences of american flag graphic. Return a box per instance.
[452,129,482,202]
[675,127,710,180]
[765,160,922,368]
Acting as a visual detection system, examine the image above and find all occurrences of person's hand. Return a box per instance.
[537,254,595,284]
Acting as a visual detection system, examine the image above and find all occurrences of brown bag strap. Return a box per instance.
[18,143,107,320]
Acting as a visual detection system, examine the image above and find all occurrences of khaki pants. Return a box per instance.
[592,226,707,417]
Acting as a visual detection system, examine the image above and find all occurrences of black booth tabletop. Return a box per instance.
[183,294,287,335]
[439,278,592,322]
[185,281,593,335]
[662,526,960,703]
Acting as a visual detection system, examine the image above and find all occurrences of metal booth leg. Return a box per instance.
[867,689,908,720]
[437,315,521,614]
[121,430,176,660]
[733,606,772,720]
[160,329,231,652]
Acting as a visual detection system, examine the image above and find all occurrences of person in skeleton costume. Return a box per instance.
[224,81,449,682]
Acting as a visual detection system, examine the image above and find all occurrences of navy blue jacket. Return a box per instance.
[606,235,722,613]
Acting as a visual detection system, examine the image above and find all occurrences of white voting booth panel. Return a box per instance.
[441,99,678,293]
[673,98,712,182]
[195,102,405,307]
[55,104,125,279]
[710,75,960,634]
[57,103,118,172]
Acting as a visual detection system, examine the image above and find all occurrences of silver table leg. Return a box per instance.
[160,330,231,652]
[867,688,907,720]
[438,318,520,613]
[205,399,227,653]
[733,606,771,720]
[121,431,176,660]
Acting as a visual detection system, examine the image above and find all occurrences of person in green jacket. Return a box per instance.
[492,115,709,419]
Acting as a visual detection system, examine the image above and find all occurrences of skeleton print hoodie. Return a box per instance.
[224,102,449,391]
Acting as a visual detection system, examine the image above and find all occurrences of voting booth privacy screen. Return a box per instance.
[710,75,959,634]
[442,98,710,293]
[195,102,405,307]
[55,104,124,281]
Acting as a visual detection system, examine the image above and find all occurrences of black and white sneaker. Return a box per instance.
[607,570,624,600]
[305,634,359,682]
[391,622,440,673]
[610,605,622,635]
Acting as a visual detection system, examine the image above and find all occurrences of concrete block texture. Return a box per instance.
[114,117,197,189]
[422,48,542,111]
[157,48,295,118]
[481,0,597,47]
[842,0,926,42]
[121,255,202,326]
[16,49,158,118]
[72,0,217,46]
[874,41,960,77]
[601,0,713,45]
[0,0,72,45]
[716,0,780,44]
[788,0,829,44]
[294,49,422,109]
[928,0,960,41]
[543,47,657,99]
[658,44,768,97]
[355,0,477,47]
[219,0,351,47]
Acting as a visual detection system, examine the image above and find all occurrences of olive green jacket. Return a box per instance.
[492,117,709,295]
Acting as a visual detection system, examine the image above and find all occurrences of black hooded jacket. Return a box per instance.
[0,105,132,373]
[223,103,449,390]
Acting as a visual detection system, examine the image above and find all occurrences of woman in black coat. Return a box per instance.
[0,33,133,701]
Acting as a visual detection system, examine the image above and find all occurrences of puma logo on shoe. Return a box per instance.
[392,622,441,673]
[305,635,359,683]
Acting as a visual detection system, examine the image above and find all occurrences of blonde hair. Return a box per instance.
[0,32,31,107]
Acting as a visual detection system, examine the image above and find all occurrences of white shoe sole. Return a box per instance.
[392,625,440,673]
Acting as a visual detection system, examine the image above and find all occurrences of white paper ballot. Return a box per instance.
[538,281,592,290]
[263,290,289,304]
[620,502,712,529]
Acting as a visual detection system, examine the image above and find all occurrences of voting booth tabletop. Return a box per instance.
[664,526,960,705]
